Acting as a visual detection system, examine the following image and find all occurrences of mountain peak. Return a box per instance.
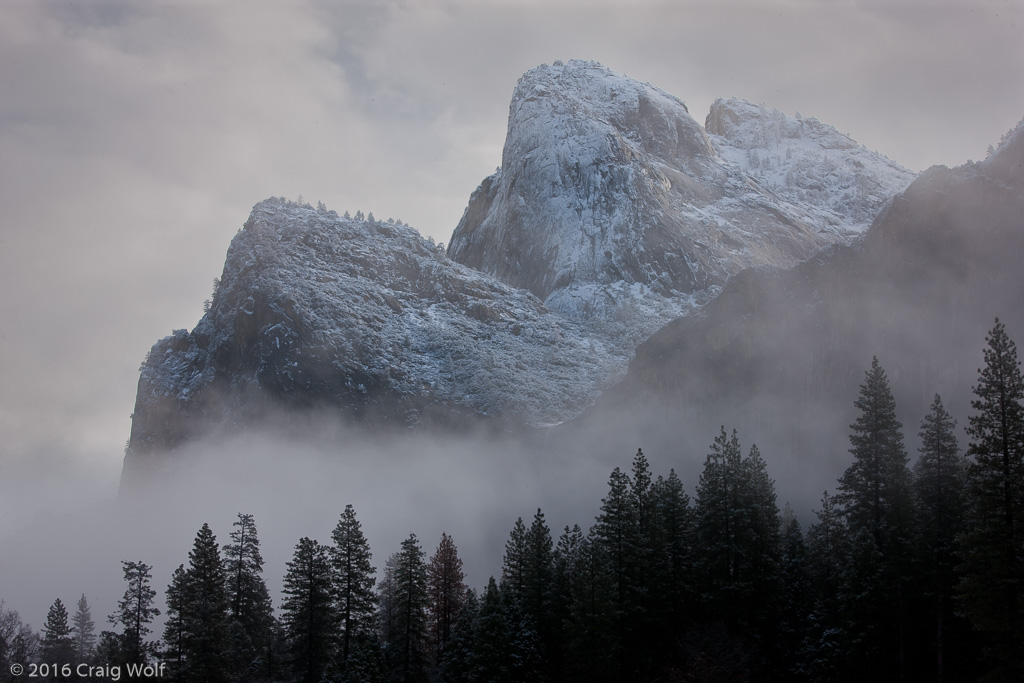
[706,97,914,228]
[448,62,913,331]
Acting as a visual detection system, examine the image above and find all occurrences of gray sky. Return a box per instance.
[1,0,1022,624]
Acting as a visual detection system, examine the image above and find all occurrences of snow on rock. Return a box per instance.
[706,97,915,231]
[448,60,914,340]
[125,62,921,474]
[128,198,631,466]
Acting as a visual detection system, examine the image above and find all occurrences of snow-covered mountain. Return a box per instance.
[556,116,1024,503]
[706,97,914,230]
[448,60,913,334]
[124,60,921,478]
[125,199,628,477]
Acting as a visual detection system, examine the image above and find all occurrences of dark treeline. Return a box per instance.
[2,319,1023,682]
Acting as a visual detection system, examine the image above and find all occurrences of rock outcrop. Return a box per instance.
[123,61,926,482]
[123,200,628,482]
[556,116,1024,504]
[447,60,914,330]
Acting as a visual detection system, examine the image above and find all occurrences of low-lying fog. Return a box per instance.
[1,398,869,637]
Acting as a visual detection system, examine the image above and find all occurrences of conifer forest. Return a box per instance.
[2,319,1023,683]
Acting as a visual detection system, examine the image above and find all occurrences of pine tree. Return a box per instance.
[426,532,466,667]
[695,427,745,614]
[109,561,160,665]
[500,518,528,598]
[564,533,616,683]
[71,594,96,664]
[803,491,847,681]
[837,357,914,547]
[649,469,695,669]
[626,449,657,676]
[958,319,1024,680]
[834,358,915,678]
[594,466,634,619]
[499,580,543,683]
[551,524,584,681]
[281,537,335,683]
[330,504,377,676]
[470,578,511,683]
[522,509,554,679]
[694,429,781,672]
[914,394,968,682]
[180,523,230,683]
[222,513,273,672]
[41,598,75,664]
[439,588,477,683]
[382,534,429,683]
[162,565,189,681]
[777,506,811,680]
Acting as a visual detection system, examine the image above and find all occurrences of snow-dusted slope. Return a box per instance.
[125,61,922,476]
[706,97,914,231]
[126,199,630,469]
[448,60,914,332]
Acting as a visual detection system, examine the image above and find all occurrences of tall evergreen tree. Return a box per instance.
[594,466,634,618]
[109,561,159,665]
[499,579,543,683]
[181,523,230,683]
[564,532,616,683]
[330,504,377,676]
[439,588,477,683]
[958,319,1024,680]
[834,357,915,678]
[377,556,398,661]
[382,534,428,683]
[695,430,780,627]
[162,565,189,682]
[695,427,745,617]
[837,357,914,548]
[281,537,336,683]
[649,469,695,669]
[777,506,811,680]
[41,598,75,665]
[522,509,555,678]
[914,394,968,682]
[426,532,466,668]
[593,462,642,678]
[222,512,273,679]
[470,578,511,683]
[500,518,528,598]
[803,491,847,681]
[71,594,96,664]
[551,524,584,681]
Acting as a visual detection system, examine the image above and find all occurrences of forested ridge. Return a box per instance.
[3,320,1023,683]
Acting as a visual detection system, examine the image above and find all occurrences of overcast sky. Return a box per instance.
[1,0,1022,622]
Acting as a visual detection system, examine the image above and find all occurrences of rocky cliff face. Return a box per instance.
[124,61,925,480]
[555,116,1024,503]
[124,199,632,481]
[447,60,914,331]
